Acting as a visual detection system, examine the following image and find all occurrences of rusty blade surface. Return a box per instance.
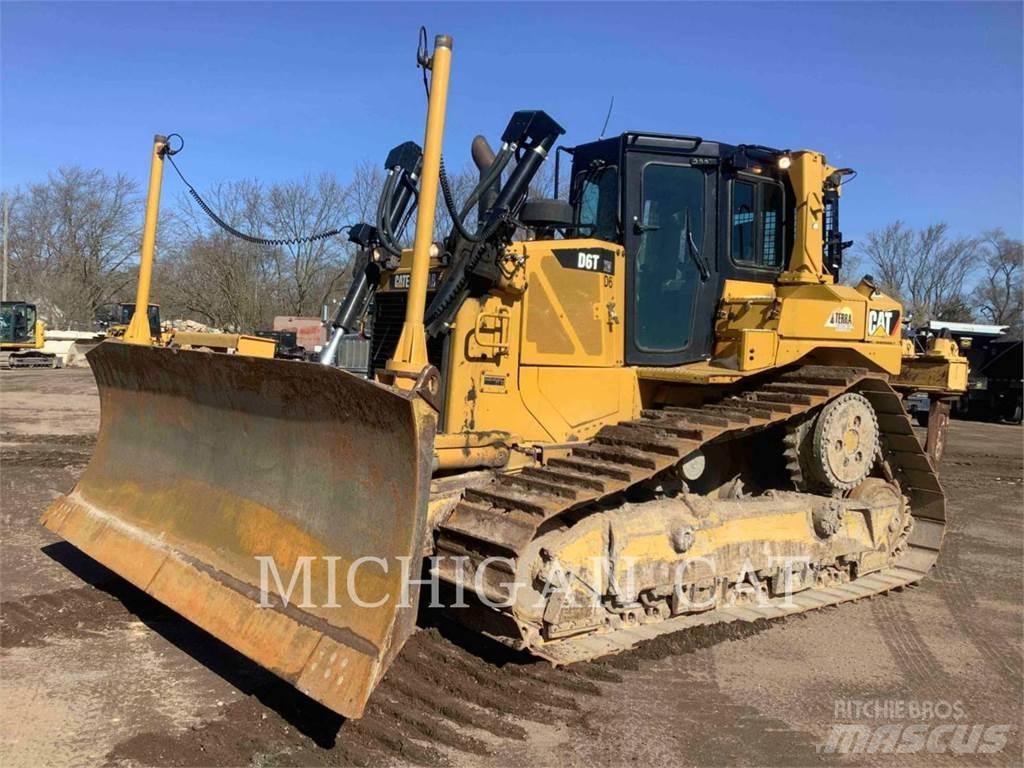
[41,341,437,718]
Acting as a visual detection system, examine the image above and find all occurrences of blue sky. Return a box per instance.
[2,2,1022,241]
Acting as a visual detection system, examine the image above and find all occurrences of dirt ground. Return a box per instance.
[1,368,1022,768]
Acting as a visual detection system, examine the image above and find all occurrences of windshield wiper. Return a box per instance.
[682,209,710,281]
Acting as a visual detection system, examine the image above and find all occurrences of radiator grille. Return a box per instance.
[369,292,445,375]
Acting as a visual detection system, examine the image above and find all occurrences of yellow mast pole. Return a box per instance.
[385,34,452,384]
[124,134,168,345]
[778,150,832,286]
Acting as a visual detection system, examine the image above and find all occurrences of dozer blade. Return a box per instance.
[41,341,437,719]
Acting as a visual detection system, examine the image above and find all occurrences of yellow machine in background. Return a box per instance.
[0,301,59,368]
[100,302,166,343]
[44,33,966,720]
[101,298,276,358]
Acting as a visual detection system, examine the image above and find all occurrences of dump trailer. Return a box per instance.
[43,33,967,720]
[1,301,59,368]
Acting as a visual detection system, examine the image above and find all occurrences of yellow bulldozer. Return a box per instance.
[43,33,967,720]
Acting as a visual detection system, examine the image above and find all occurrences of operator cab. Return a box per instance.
[0,301,38,346]
[118,303,162,340]
[95,303,162,340]
[561,133,802,367]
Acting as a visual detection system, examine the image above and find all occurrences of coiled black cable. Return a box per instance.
[438,156,482,243]
[165,150,351,247]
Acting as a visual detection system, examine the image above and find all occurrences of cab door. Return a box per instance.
[624,154,718,366]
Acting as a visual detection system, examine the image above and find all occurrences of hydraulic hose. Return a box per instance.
[439,144,513,243]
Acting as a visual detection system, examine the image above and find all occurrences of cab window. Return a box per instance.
[575,165,619,241]
[731,181,756,263]
[761,183,784,268]
[634,163,705,352]
[730,178,785,269]
[0,302,34,344]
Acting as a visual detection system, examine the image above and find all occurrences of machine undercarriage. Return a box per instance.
[0,350,60,368]
[433,367,943,662]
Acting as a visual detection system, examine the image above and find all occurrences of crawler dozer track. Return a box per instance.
[0,351,59,369]
[434,366,946,663]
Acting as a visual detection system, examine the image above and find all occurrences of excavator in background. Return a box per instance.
[0,300,59,368]
[43,32,967,721]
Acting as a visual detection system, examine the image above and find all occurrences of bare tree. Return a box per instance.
[347,160,386,224]
[161,181,278,330]
[265,173,352,315]
[528,157,562,203]
[162,173,355,329]
[971,230,1023,336]
[318,160,386,310]
[5,168,140,328]
[859,221,981,325]
[345,156,476,250]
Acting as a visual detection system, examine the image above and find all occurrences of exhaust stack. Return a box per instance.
[471,135,499,224]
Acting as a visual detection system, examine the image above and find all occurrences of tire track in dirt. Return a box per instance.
[866,445,1023,696]
[34,420,1020,765]
[39,532,1015,767]
[1,448,93,468]
[1,586,162,648]
[1,432,94,469]
[932,444,1024,682]
[932,506,1024,682]
[100,616,795,767]
[101,596,788,765]
[0,432,96,446]
[573,639,828,767]
[104,623,608,767]
[870,587,952,696]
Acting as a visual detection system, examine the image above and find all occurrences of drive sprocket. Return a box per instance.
[786,392,880,493]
